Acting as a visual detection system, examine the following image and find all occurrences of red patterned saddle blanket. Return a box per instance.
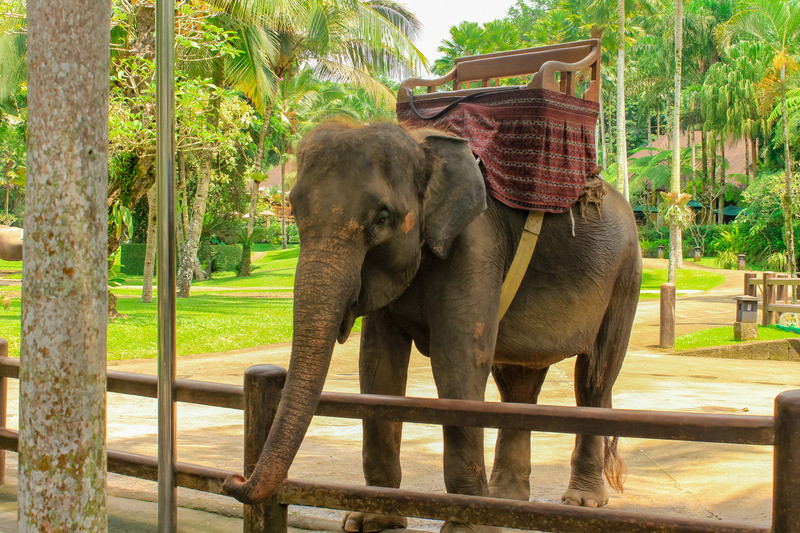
[396,87,599,213]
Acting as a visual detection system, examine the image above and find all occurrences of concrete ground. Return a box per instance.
[0,258,796,532]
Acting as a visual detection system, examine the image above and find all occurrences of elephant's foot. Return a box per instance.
[561,486,608,508]
[342,512,407,533]
[441,521,501,533]
[488,475,529,501]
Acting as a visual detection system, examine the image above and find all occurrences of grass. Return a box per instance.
[675,325,798,351]
[1,296,363,359]
[0,245,743,358]
[640,268,726,292]
[0,245,366,360]
[112,245,300,291]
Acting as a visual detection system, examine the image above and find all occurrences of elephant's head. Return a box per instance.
[223,121,486,503]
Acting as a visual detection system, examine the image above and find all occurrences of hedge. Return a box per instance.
[209,244,243,272]
[122,243,243,275]
[120,243,147,275]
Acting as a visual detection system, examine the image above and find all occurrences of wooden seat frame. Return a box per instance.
[397,38,601,104]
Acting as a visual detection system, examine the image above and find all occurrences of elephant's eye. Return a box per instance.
[374,210,390,227]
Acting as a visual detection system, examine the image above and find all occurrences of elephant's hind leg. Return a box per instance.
[563,270,637,508]
[343,313,412,533]
[488,363,549,501]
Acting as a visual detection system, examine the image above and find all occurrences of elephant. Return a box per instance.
[224,121,642,533]
[0,225,23,262]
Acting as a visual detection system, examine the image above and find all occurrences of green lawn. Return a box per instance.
[640,268,726,292]
[0,246,741,359]
[2,296,299,359]
[112,245,300,291]
[675,325,798,351]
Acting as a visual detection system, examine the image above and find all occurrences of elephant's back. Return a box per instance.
[493,183,641,365]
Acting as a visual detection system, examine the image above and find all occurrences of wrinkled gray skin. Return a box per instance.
[0,225,23,262]
[223,122,642,533]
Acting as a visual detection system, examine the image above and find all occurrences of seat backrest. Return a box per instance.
[397,39,600,103]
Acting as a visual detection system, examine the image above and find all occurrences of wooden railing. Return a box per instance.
[0,338,798,532]
[744,272,800,325]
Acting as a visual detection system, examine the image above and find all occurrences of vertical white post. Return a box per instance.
[156,0,177,531]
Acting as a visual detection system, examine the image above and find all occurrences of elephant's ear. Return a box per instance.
[420,133,487,259]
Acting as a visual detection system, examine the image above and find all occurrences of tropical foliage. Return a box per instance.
[1,0,799,283]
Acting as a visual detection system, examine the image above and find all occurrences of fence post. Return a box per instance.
[244,365,288,533]
[660,283,675,348]
[743,272,757,297]
[776,273,788,304]
[0,338,6,485]
[773,390,800,533]
[762,272,775,326]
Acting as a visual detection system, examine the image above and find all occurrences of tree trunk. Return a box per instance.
[598,92,607,169]
[719,139,726,225]
[142,185,158,303]
[751,135,758,184]
[690,129,697,197]
[744,137,752,187]
[281,160,287,249]
[616,0,629,202]
[21,0,110,529]
[177,60,223,297]
[177,148,189,245]
[780,65,796,274]
[669,0,683,282]
[709,134,717,224]
[177,156,213,297]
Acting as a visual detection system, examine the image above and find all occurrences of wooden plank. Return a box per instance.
[767,304,800,313]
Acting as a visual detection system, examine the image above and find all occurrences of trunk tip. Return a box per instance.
[222,473,263,505]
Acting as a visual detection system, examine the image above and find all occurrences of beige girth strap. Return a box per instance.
[498,210,545,320]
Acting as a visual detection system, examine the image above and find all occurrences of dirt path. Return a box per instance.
[2,259,792,531]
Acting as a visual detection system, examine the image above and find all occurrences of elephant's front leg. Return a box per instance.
[430,319,500,533]
[343,311,412,533]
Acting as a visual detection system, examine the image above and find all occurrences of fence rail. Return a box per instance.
[743,272,800,325]
[0,345,797,533]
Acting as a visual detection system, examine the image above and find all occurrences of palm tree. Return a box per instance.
[718,0,800,273]
[617,0,630,201]
[669,0,685,282]
[210,0,425,278]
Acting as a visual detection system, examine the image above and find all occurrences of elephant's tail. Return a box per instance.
[603,436,627,493]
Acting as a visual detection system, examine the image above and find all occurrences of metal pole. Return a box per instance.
[156,0,177,530]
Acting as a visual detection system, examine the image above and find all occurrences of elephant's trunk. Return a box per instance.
[223,239,363,504]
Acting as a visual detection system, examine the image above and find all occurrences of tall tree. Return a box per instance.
[191,0,424,285]
[21,0,109,529]
[617,0,630,201]
[718,0,800,272]
[669,0,685,282]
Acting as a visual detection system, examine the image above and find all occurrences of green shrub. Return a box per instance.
[120,243,147,275]
[286,223,299,244]
[639,238,669,258]
[212,244,243,272]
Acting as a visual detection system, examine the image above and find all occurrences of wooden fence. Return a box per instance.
[0,338,798,532]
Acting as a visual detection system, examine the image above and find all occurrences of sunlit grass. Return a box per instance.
[1,295,363,360]
[675,325,798,351]
[640,268,726,292]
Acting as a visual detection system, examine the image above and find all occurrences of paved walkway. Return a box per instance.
[1,259,797,532]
